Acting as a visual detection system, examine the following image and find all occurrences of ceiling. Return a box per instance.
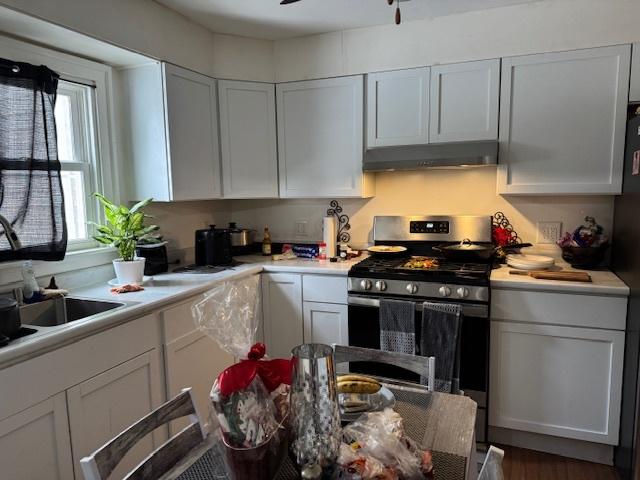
[155,0,542,40]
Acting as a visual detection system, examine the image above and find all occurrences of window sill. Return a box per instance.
[0,246,118,288]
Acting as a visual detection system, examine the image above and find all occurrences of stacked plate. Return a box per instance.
[506,254,555,271]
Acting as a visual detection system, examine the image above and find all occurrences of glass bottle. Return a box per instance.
[262,226,272,256]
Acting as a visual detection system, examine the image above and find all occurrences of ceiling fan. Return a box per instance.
[280,0,406,25]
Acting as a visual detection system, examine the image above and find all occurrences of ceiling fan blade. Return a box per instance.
[280,0,301,4]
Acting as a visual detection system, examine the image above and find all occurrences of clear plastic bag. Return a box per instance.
[337,408,434,479]
[191,274,291,460]
[192,274,261,358]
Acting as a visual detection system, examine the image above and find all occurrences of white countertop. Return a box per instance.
[0,255,362,368]
[490,262,629,296]
[1,253,629,368]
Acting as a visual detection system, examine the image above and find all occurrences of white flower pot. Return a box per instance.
[112,257,146,284]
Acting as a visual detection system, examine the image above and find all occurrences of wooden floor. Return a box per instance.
[500,446,620,480]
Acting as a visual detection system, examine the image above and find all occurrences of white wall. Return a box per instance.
[0,0,275,81]
[230,169,615,251]
[231,0,627,253]
[0,0,627,259]
[275,0,640,81]
[144,201,230,259]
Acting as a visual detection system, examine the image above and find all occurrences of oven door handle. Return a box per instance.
[348,295,489,319]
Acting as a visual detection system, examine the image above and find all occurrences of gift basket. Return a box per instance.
[557,216,609,269]
[192,276,293,480]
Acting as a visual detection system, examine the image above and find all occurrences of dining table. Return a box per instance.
[162,386,478,480]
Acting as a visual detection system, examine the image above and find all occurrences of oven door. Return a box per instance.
[347,295,489,439]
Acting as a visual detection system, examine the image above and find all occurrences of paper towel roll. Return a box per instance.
[323,216,337,258]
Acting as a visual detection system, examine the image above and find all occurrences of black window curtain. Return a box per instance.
[0,58,67,261]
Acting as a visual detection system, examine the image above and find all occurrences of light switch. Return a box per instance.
[294,220,308,236]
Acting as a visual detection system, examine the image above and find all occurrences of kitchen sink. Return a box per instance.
[19,297,126,328]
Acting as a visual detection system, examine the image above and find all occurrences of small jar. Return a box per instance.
[318,242,327,260]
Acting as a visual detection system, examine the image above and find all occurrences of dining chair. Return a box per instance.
[80,387,207,480]
[478,445,505,480]
[332,344,436,392]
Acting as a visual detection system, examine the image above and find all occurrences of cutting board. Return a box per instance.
[509,269,592,283]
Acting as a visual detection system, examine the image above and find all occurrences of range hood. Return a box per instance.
[363,140,498,171]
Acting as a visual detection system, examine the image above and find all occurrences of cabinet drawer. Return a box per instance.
[162,296,201,342]
[302,275,348,304]
[491,289,627,330]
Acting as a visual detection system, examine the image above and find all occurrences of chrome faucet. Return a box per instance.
[0,214,22,250]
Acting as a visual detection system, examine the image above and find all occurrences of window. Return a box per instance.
[54,80,100,248]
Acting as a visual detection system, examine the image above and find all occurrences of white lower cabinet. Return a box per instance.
[161,296,235,434]
[0,392,73,480]
[262,273,303,358]
[303,301,348,346]
[67,350,164,479]
[490,320,624,445]
[164,329,234,434]
[262,273,349,356]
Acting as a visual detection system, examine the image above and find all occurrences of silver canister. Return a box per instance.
[290,344,341,474]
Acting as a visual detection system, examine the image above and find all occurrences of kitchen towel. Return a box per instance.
[420,302,462,393]
[379,299,416,355]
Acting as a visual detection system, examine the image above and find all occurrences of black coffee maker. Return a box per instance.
[195,225,233,266]
[135,242,169,275]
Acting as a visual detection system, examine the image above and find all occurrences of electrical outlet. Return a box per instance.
[294,220,308,236]
[537,221,562,244]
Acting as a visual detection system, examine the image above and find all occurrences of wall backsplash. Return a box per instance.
[230,168,615,251]
[145,200,231,260]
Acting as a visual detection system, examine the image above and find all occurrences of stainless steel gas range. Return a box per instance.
[347,215,492,442]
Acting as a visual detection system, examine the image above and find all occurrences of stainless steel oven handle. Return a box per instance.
[348,295,489,319]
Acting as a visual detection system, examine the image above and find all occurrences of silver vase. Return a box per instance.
[290,343,341,472]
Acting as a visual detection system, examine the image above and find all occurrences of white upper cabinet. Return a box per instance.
[366,67,430,147]
[430,59,500,143]
[218,80,279,198]
[497,45,631,195]
[277,76,373,198]
[121,62,222,201]
[631,43,640,103]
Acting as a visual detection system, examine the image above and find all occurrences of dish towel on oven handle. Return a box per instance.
[420,302,462,393]
[379,298,416,355]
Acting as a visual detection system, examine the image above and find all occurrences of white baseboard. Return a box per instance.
[488,427,614,465]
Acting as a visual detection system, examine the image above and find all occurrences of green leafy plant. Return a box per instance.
[90,193,160,262]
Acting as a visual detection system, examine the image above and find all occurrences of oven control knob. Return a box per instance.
[360,279,372,291]
[457,287,470,298]
[439,286,452,297]
[375,280,387,292]
[406,283,419,294]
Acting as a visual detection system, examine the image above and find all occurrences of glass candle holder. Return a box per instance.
[290,343,341,474]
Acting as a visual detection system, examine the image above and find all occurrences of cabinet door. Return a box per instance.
[367,68,430,147]
[631,43,640,103]
[67,350,164,479]
[303,301,348,346]
[489,321,624,445]
[219,80,279,198]
[165,329,233,435]
[277,76,371,198]
[430,59,500,142]
[163,63,222,200]
[497,45,630,194]
[0,392,73,480]
[262,273,303,358]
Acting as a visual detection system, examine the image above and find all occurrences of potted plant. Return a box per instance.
[90,193,160,284]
